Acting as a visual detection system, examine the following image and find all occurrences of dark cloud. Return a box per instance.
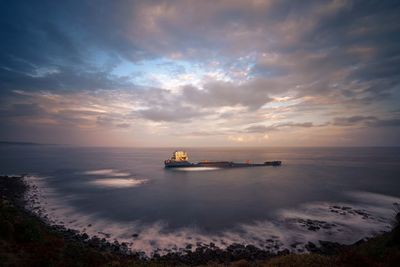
[1,0,400,98]
[332,116,400,128]
[0,103,47,118]
[138,106,207,122]
[245,125,275,133]
[245,122,315,133]
[94,115,130,129]
[116,123,130,128]
[0,66,135,93]
[0,0,143,95]
[367,118,400,128]
[332,116,377,126]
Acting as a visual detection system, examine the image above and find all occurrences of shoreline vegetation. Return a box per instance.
[1,175,399,266]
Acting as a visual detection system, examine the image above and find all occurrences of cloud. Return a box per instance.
[138,106,207,122]
[0,1,400,146]
[332,116,400,128]
[182,81,273,110]
[332,116,377,126]
[116,123,130,128]
[245,122,315,133]
[0,103,47,118]
[368,118,400,127]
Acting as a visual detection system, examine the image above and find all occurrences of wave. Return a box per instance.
[23,175,399,256]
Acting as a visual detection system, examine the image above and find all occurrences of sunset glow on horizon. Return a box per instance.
[1,0,399,147]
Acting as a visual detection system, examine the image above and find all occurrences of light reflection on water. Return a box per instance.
[82,169,131,177]
[170,167,221,171]
[89,178,148,188]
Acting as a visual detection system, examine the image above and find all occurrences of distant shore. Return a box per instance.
[1,175,399,266]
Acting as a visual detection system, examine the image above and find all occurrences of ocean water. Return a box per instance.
[1,145,400,254]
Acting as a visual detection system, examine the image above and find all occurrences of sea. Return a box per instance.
[1,145,400,255]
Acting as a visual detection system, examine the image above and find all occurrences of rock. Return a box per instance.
[278,249,290,255]
[153,252,161,259]
[353,238,367,246]
[98,231,111,238]
[318,240,343,255]
[290,242,301,248]
[89,236,101,247]
[308,225,320,231]
[305,242,319,253]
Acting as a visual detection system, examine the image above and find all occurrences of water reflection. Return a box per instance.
[170,167,221,171]
[83,169,130,177]
[89,178,148,188]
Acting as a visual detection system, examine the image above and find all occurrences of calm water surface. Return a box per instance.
[1,146,400,253]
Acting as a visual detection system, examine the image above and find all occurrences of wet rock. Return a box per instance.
[120,242,129,254]
[305,242,319,253]
[354,238,367,246]
[245,244,259,252]
[297,218,337,232]
[318,240,343,255]
[153,252,161,259]
[290,242,302,248]
[227,243,246,253]
[308,225,320,231]
[321,223,335,229]
[98,231,111,238]
[278,249,290,255]
[89,236,101,248]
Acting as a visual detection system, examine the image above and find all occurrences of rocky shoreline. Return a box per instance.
[21,175,352,257]
[1,175,399,266]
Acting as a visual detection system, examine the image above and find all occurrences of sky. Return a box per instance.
[0,0,399,147]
